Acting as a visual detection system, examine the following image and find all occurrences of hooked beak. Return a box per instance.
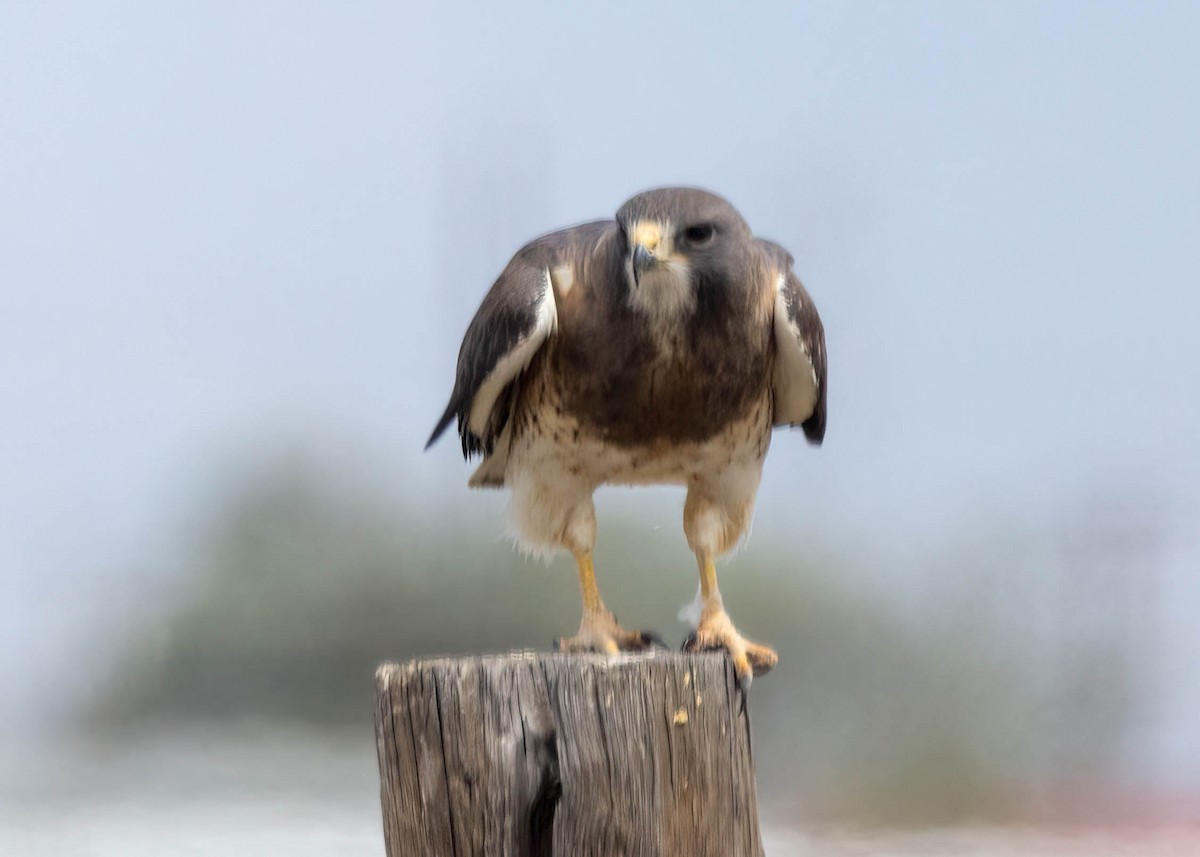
[629,221,663,287]
[632,243,656,280]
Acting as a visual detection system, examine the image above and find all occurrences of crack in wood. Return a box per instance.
[376,652,762,857]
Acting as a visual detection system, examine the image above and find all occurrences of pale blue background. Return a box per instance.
[3,0,1197,794]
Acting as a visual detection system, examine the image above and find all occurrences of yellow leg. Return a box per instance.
[555,551,662,655]
[576,551,603,613]
[698,552,719,602]
[685,550,778,688]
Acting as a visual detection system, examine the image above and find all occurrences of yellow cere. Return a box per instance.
[631,221,663,253]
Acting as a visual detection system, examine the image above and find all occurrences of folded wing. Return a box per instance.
[426,264,558,458]
[765,243,827,444]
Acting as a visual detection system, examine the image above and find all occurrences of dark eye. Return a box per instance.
[684,224,715,245]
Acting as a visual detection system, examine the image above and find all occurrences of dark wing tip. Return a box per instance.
[802,360,827,446]
[425,401,457,451]
[801,361,827,445]
[426,396,486,460]
[802,414,825,445]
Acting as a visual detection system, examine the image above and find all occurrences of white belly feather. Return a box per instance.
[508,390,771,487]
[492,390,773,558]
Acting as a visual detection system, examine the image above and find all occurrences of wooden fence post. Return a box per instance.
[375,651,764,857]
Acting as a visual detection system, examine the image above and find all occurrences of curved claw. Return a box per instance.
[640,630,669,650]
[556,615,663,656]
[683,631,755,714]
[738,671,752,715]
[680,609,776,712]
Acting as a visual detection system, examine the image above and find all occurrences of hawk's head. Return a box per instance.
[615,187,753,322]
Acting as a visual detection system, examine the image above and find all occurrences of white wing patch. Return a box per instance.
[772,273,819,426]
[466,269,558,437]
[550,264,575,298]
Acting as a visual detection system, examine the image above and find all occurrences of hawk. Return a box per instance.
[427,187,826,690]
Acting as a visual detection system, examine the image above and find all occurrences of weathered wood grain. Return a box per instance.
[375,651,763,857]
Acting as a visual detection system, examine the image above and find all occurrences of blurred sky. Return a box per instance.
[2,1,1198,785]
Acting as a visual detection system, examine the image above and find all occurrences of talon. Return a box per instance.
[641,631,668,650]
[684,607,777,687]
[557,608,660,655]
[559,552,656,656]
[738,671,752,715]
[744,642,779,677]
[681,630,723,653]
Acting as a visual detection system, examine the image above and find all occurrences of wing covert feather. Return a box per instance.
[762,241,827,444]
[426,263,557,458]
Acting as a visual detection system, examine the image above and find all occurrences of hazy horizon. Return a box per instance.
[3,0,1198,810]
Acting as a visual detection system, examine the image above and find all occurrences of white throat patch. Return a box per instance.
[627,257,694,321]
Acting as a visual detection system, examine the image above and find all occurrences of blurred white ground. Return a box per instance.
[771,829,1199,857]
[2,730,1195,857]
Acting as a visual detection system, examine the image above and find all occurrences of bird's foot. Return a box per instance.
[555,608,664,655]
[682,609,778,694]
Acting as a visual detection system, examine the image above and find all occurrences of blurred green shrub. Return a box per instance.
[87,450,1137,826]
